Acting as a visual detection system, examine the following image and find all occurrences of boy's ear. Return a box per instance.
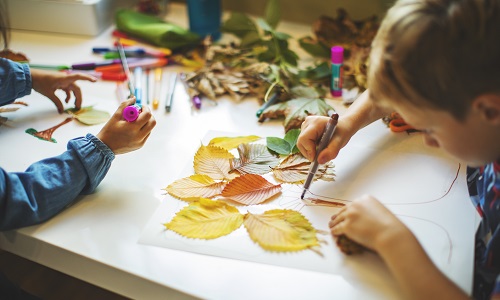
[473,94,500,125]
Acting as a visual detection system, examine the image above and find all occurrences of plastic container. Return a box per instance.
[186,0,222,40]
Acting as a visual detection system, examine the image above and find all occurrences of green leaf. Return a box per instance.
[259,98,335,132]
[284,129,300,153]
[281,48,299,66]
[274,31,291,40]
[221,12,258,38]
[240,31,262,47]
[297,62,331,81]
[266,137,291,155]
[264,0,281,29]
[298,36,330,58]
[290,85,321,98]
[256,18,273,32]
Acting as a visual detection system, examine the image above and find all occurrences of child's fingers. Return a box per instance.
[66,73,98,83]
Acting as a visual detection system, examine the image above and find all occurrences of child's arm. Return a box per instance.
[330,195,469,300]
[96,98,156,154]
[30,68,97,113]
[297,90,392,163]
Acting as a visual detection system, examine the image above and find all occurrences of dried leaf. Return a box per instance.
[0,107,20,113]
[232,143,279,175]
[258,98,334,132]
[272,153,335,183]
[165,174,226,201]
[243,209,320,252]
[65,106,110,125]
[208,135,261,150]
[221,174,281,205]
[164,198,244,239]
[336,235,366,255]
[193,145,237,180]
[25,117,73,143]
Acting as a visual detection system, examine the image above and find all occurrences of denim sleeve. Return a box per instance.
[0,58,32,105]
[0,134,115,230]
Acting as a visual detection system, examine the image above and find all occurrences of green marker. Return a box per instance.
[256,91,280,118]
[28,63,70,71]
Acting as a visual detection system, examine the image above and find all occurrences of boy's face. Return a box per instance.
[386,100,495,167]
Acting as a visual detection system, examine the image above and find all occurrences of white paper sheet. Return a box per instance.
[139,128,476,294]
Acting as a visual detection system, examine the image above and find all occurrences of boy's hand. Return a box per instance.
[328,195,411,253]
[297,116,354,164]
[30,69,97,113]
[96,98,156,155]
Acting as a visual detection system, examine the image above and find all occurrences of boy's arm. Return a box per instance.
[377,229,469,300]
[330,196,469,300]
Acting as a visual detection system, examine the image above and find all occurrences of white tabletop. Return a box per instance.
[0,4,477,300]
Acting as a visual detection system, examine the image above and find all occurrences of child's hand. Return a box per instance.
[329,195,412,253]
[30,69,97,113]
[297,116,355,164]
[96,98,156,155]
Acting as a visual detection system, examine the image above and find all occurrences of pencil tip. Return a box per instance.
[300,190,306,199]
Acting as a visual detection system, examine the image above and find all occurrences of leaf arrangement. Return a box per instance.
[163,134,336,253]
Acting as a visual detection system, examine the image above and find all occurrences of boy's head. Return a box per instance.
[368,0,500,121]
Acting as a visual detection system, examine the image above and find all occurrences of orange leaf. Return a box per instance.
[221,174,282,205]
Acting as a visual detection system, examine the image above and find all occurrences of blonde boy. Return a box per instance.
[297,0,500,299]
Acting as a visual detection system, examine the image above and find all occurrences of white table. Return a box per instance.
[0,4,477,299]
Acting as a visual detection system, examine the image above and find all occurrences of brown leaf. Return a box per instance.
[272,153,335,183]
[221,174,282,205]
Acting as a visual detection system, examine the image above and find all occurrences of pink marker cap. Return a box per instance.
[331,46,344,64]
[123,105,140,122]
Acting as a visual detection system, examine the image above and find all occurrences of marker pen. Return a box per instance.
[330,46,344,97]
[123,67,143,122]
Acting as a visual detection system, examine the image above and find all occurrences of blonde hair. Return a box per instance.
[369,0,500,120]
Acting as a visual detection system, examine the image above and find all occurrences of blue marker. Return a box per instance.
[123,67,143,122]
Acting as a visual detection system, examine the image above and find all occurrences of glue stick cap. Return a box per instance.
[123,105,140,122]
[331,46,344,64]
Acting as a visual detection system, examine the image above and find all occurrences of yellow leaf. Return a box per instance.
[221,174,282,205]
[164,198,244,239]
[208,135,261,150]
[193,145,236,180]
[165,175,226,201]
[243,209,320,252]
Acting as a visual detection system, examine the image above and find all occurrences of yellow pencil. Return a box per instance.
[152,67,162,110]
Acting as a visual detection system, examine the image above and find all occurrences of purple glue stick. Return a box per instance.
[330,46,344,97]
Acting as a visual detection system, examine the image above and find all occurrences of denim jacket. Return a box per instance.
[0,58,114,230]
